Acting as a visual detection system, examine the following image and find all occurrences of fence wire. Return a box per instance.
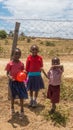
[0,18,73,39]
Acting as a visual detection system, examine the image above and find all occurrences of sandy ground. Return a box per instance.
[0,58,73,130]
[0,58,73,78]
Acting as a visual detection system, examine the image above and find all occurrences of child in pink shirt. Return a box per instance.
[47,57,64,114]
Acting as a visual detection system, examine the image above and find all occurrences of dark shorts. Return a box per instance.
[47,84,60,103]
[27,75,44,91]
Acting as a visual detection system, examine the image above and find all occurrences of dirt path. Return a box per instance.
[0,58,73,78]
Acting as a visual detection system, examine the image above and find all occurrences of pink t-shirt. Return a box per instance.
[47,67,64,86]
[5,60,24,79]
[26,55,43,72]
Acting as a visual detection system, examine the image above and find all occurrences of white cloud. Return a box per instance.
[2,0,73,20]
[0,0,4,2]
[0,0,73,39]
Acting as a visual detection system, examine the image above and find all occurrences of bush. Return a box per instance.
[0,30,7,39]
[45,41,55,46]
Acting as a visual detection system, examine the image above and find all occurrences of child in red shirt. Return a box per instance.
[5,48,28,117]
[26,45,44,107]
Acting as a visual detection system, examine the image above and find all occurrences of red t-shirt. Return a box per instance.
[26,55,43,72]
[5,60,24,79]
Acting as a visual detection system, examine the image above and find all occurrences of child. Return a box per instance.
[26,45,44,107]
[5,48,28,117]
[47,57,64,113]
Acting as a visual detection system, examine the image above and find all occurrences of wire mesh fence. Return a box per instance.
[0,18,73,39]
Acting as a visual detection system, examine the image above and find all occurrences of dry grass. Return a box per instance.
[0,37,73,60]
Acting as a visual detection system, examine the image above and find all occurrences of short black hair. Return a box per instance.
[30,45,39,52]
[52,57,60,65]
[14,48,21,55]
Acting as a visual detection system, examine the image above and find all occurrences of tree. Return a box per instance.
[20,32,25,36]
[8,30,14,37]
[0,30,7,39]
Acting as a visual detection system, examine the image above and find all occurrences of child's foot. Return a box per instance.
[49,105,56,114]
[32,100,37,108]
[11,108,15,116]
[49,108,55,114]
[19,111,24,119]
[29,100,33,107]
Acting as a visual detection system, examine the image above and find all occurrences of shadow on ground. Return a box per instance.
[8,111,29,128]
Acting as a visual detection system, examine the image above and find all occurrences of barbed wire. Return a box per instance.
[0,18,73,22]
[0,18,73,39]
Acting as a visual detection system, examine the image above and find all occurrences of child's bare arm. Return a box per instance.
[41,68,48,78]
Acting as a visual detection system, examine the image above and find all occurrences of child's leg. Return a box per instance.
[11,97,15,115]
[11,97,14,109]
[29,90,33,106]
[32,91,39,107]
[29,90,33,100]
[49,103,56,114]
[34,91,38,101]
[19,99,24,118]
[20,99,24,112]
[52,103,56,110]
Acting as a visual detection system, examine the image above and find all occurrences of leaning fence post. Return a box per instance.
[10,22,20,59]
[8,22,20,100]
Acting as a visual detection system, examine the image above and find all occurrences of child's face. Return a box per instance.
[52,61,60,65]
[52,58,60,65]
[13,50,21,61]
[31,48,38,56]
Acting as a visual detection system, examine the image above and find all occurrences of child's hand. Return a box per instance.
[23,70,27,74]
[8,75,15,81]
[52,65,64,72]
[52,65,63,68]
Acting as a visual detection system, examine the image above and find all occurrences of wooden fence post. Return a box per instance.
[8,22,20,100]
[11,22,20,59]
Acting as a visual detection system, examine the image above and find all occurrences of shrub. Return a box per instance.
[0,30,7,39]
[45,41,55,46]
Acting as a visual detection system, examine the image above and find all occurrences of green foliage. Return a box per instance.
[19,36,25,41]
[0,30,7,39]
[45,41,55,46]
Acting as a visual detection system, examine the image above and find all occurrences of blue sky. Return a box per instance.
[0,0,73,38]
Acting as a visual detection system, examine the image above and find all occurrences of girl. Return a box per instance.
[47,57,64,114]
[26,45,44,107]
[5,48,28,117]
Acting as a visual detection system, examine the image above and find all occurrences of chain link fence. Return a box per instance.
[0,18,73,39]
